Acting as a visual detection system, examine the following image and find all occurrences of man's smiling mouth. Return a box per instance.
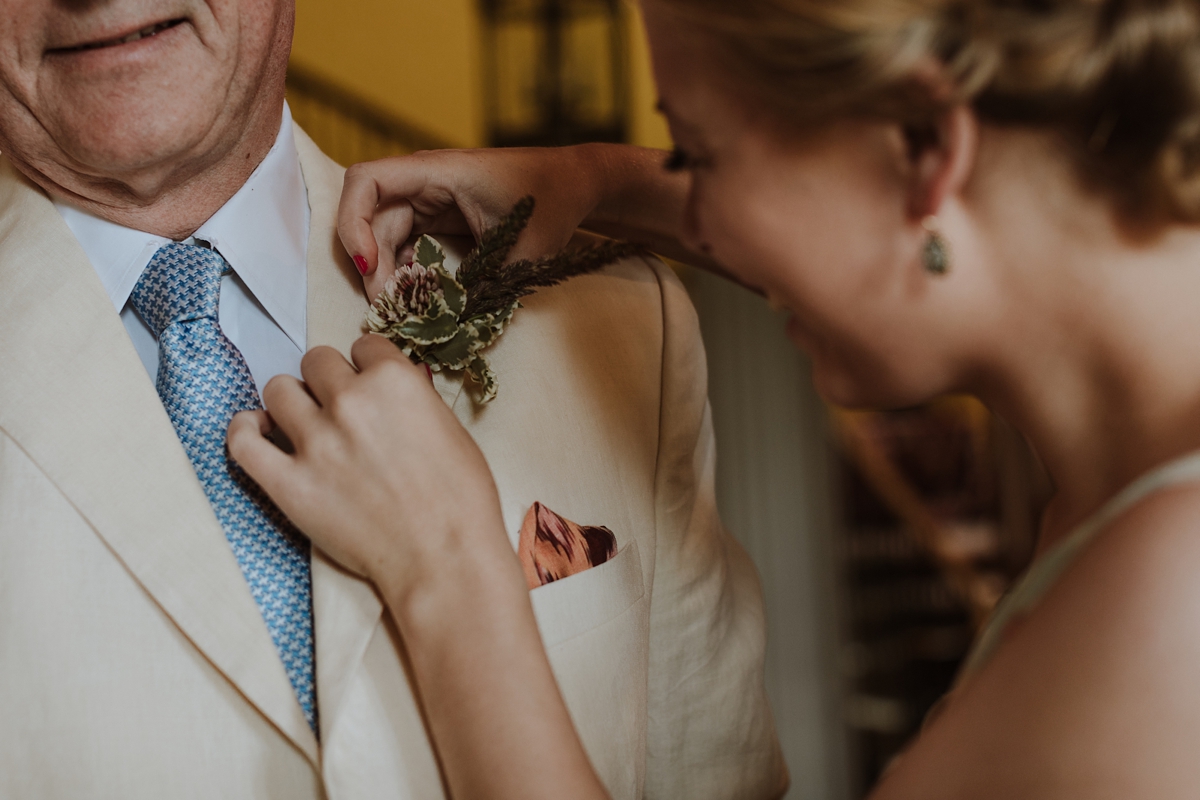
[51,19,186,53]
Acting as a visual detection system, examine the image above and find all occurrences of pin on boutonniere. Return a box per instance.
[366,196,644,404]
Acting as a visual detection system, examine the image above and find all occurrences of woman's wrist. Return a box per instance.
[558,142,615,229]
[572,143,690,241]
[373,515,610,800]
[375,515,526,637]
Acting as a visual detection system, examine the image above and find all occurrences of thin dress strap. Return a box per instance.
[959,450,1200,680]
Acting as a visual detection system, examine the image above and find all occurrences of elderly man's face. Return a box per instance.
[0,0,293,202]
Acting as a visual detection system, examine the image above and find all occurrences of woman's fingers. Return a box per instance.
[339,158,433,275]
[339,148,594,295]
[350,334,417,375]
[338,164,383,275]
[300,346,358,408]
[364,201,416,299]
[261,374,323,446]
[227,410,294,497]
[228,337,506,590]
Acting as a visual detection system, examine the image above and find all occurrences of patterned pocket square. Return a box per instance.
[518,502,617,590]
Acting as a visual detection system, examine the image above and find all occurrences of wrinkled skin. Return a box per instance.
[0,0,293,238]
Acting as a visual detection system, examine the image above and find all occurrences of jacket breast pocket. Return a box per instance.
[532,540,649,800]
[530,538,645,647]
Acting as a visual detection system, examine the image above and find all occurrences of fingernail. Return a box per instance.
[424,364,433,382]
[353,255,370,275]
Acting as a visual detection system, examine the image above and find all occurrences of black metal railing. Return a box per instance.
[479,0,629,147]
[286,62,454,166]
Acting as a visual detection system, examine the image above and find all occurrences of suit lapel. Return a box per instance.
[296,129,392,745]
[297,126,470,750]
[0,159,319,764]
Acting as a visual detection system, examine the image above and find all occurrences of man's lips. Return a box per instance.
[48,19,186,54]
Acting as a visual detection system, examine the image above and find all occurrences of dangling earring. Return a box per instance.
[921,216,950,275]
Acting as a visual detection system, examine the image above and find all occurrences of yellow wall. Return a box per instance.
[625,5,672,150]
[290,0,672,151]
[291,0,487,148]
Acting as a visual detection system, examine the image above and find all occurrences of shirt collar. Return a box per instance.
[54,104,310,351]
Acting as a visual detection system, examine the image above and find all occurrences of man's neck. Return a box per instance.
[13,97,285,241]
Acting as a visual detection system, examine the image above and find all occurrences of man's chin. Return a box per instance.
[32,75,242,182]
[53,120,215,184]
[36,20,228,159]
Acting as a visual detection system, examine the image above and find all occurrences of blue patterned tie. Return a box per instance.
[131,242,318,734]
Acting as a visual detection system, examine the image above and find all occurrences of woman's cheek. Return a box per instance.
[692,177,766,280]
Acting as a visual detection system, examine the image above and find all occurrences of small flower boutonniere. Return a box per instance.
[366,196,643,404]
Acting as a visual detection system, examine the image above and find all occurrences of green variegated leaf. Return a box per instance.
[473,320,501,346]
[439,271,466,317]
[398,311,459,345]
[414,235,446,269]
[465,356,499,404]
[429,326,480,370]
[467,301,518,346]
[428,291,454,320]
[492,300,518,332]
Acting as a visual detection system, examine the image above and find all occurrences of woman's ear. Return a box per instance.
[905,105,979,221]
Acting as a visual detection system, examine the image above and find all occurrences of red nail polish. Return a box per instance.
[353,255,369,275]
[424,364,433,382]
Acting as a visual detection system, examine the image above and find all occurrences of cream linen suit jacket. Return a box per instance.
[0,127,786,799]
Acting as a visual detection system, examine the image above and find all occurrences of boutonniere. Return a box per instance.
[366,197,643,404]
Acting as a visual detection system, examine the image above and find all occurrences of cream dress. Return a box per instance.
[960,451,1200,679]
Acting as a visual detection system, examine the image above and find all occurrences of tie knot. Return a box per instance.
[131,242,229,336]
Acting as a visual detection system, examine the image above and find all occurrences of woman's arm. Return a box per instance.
[336,143,736,298]
[228,335,609,800]
[387,542,606,800]
[571,143,699,263]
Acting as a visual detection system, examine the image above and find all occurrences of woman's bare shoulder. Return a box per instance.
[870,482,1200,799]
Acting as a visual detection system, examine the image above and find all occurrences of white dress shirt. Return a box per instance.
[56,106,310,397]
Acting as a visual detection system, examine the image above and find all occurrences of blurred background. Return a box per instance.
[288,2,1051,797]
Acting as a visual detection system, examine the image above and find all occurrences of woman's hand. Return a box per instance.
[340,146,602,299]
[337,142,726,301]
[227,335,610,800]
[227,334,513,600]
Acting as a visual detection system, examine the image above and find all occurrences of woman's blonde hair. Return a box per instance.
[656,0,1200,223]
